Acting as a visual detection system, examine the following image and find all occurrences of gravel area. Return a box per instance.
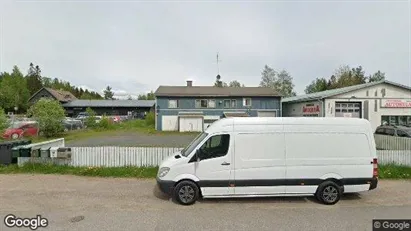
[0,175,410,231]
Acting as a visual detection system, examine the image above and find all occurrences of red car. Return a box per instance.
[2,122,39,140]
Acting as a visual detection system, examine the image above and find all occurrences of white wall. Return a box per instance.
[324,83,411,131]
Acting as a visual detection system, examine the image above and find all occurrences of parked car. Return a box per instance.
[375,125,411,138]
[156,117,378,206]
[75,112,89,120]
[2,121,39,140]
[62,118,84,132]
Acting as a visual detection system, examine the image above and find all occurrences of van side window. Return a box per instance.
[198,134,230,160]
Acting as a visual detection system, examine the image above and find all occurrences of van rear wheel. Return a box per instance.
[173,180,199,206]
[315,181,341,205]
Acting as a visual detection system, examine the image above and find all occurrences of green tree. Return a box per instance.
[259,65,296,97]
[27,98,65,137]
[0,66,30,112]
[103,86,114,99]
[214,74,226,87]
[26,63,43,96]
[84,107,97,128]
[228,80,245,87]
[145,111,155,126]
[0,107,9,133]
[305,78,328,94]
[259,65,277,89]
[137,90,155,100]
[368,70,386,82]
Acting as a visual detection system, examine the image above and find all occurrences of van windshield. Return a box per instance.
[181,132,208,157]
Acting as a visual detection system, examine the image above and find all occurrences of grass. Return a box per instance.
[25,119,200,144]
[1,163,410,179]
[379,164,411,179]
[0,163,158,178]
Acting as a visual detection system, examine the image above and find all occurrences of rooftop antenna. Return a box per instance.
[216,52,222,75]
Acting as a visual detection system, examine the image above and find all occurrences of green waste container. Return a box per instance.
[11,146,22,164]
[0,142,14,165]
[40,147,50,158]
[31,147,41,157]
[19,145,32,158]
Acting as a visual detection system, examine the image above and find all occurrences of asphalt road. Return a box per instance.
[66,131,197,147]
[0,175,410,231]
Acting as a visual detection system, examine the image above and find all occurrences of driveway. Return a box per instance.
[66,131,197,147]
[0,175,410,231]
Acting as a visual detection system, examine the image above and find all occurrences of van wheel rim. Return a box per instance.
[179,186,195,203]
[322,186,338,203]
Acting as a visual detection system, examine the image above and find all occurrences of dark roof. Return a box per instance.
[283,80,411,103]
[29,87,77,103]
[154,86,281,97]
[62,100,155,108]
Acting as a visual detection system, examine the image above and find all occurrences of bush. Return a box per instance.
[97,116,113,129]
[84,107,97,128]
[145,111,155,126]
[27,99,65,138]
[0,107,9,133]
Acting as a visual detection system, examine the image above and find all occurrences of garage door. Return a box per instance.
[257,111,277,117]
[179,117,203,132]
[335,102,361,118]
[161,116,178,131]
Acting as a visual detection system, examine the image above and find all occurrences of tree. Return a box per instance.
[27,98,65,138]
[368,70,385,82]
[84,107,97,128]
[228,80,245,87]
[127,95,133,100]
[26,63,43,96]
[259,65,277,89]
[103,86,114,99]
[276,70,297,97]
[0,107,9,133]
[305,78,328,94]
[259,65,296,97]
[0,66,30,112]
[137,90,155,100]
[214,74,225,87]
[305,65,387,94]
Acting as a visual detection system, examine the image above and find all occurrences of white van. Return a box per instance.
[156,117,378,205]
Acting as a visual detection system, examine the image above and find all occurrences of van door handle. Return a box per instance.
[221,162,230,166]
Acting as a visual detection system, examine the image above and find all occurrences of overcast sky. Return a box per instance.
[0,0,410,98]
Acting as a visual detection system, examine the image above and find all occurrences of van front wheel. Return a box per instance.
[315,181,341,205]
[173,180,200,206]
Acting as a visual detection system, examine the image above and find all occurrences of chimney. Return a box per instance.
[186,80,193,87]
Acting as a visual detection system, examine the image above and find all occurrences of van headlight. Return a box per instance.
[158,167,170,178]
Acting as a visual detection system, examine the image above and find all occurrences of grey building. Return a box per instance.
[154,80,282,132]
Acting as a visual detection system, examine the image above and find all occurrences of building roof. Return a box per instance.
[62,100,155,108]
[282,80,411,103]
[154,86,281,97]
[28,87,78,103]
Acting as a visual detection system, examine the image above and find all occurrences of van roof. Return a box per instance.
[205,117,371,133]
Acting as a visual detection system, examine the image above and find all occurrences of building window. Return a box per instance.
[231,99,236,108]
[224,100,231,108]
[208,100,216,108]
[168,100,179,108]
[243,98,252,107]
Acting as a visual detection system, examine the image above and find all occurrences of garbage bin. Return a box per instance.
[50,147,59,158]
[31,147,41,157]
[11,146,22,164]
[40,147,51,158]
[57,147,72,159]
[19,145,32,158]
[0,142,14,165]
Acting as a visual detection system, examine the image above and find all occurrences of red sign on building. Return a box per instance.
[303,105,320,114]
[381,99,411,108]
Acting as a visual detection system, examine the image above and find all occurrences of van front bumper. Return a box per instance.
[156,177,175,196]
[369,177,378,190]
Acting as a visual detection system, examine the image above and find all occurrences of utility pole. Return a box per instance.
[216,52,221,75]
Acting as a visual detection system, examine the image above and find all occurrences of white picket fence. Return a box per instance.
[17,146,411,167]
[374,134,411,150]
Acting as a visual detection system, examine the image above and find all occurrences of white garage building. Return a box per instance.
[282,80,411,132]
